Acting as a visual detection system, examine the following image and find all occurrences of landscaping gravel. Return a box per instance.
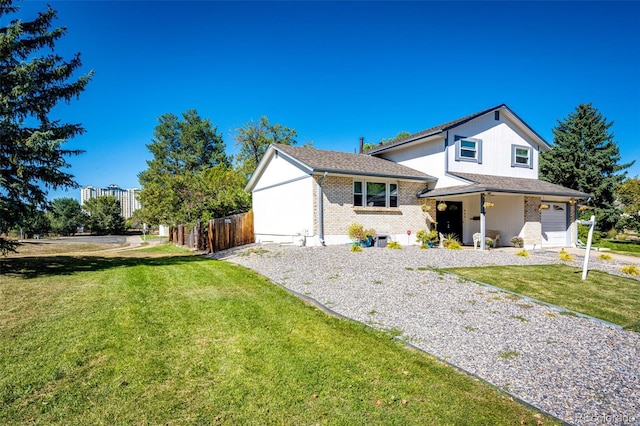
[220,245,640,426]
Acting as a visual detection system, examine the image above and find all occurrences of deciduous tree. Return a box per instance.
[540,103,633,231]
[49,197,85,236]
[0,0,92,254]
[17,206,50,239]
[616,177,640,232]
[82,196,124,235]
[235,116,297,178]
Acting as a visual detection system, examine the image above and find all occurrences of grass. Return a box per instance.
[0,245,558,425]
[7,241,124,256]
[498,351,520,360]
[594,240,640,257]
[444,264,640,329]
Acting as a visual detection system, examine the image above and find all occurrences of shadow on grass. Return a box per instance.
[0,253,210,279]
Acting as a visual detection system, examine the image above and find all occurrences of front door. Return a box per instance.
[437,201,463,242]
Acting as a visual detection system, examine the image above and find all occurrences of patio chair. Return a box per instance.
[473,230,501,249]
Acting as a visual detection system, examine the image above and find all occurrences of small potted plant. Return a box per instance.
[364,228,376,247]
[416,229,439,248]
[510,236,524,248]
[485,237,494,249]
[347,222,366,246]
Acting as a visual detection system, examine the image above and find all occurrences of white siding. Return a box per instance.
[376,112,542,190]
[252,152,315,244]
[377,137,463,188]
[461,194,524,246]
[446,115,539,179]
[253,152,309,191]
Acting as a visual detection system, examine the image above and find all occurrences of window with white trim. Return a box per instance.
[511,144,533,168]
[353,180,398,208]
[454,136,482,163]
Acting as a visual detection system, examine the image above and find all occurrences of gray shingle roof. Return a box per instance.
[274,144,436,181]
[365,104,548,155]
[420,172,591,198]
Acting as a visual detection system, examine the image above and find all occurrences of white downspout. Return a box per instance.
[480,193,486,251]
[317,172,328,246]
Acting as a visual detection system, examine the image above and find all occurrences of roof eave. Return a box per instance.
[419,186,590,198]
[245,144,314,192]
[314,169,436,182]
[365,131,444,155]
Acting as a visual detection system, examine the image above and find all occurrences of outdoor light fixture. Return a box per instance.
[483,193,494,209]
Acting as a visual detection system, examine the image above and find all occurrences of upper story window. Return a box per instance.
[511,144,533,169]
[353,181,398,208]
[454,136,482,163]
[460,140,477,158]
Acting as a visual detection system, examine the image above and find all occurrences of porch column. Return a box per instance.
[480,193,486,252]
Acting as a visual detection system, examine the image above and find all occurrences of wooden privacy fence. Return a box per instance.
[169,211,254,253]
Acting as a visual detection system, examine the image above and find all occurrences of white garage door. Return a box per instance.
[541,202,568,247]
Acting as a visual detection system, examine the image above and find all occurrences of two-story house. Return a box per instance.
[245,104,589,249]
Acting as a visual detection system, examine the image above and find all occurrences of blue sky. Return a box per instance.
[13,1,640,201]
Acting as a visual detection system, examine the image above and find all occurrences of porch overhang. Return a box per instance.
[417,173,590,200]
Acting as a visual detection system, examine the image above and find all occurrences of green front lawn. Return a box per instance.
[595,240,640,257]
[445,264,640,330]
[0,248,557,425]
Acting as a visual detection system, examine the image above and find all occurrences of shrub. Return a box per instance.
[558,249,575,262]
[598,253,613,261]
[347,223,365,241]
[415,229,438,247]
[386,241,402,249]
[510,236,524,247]
[515,250,529,257]
[446,241,462,250]
[350,244,362,253]
[442,233,459,249]
[621,264,639,276]
[485,237,494,249]
[578,223,602,245]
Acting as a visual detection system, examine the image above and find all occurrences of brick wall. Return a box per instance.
[315,175,430,240]
[569,202,577,246]
[523,196,542,248]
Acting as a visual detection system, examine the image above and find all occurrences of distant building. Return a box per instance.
[80,184,141,219]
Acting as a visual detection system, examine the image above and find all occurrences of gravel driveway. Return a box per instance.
[221,245,640,426]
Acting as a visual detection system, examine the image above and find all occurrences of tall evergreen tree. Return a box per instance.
[540,103,633,231]
[235,116,297,178]
[0,1,92,254]
[137,110,230,225]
